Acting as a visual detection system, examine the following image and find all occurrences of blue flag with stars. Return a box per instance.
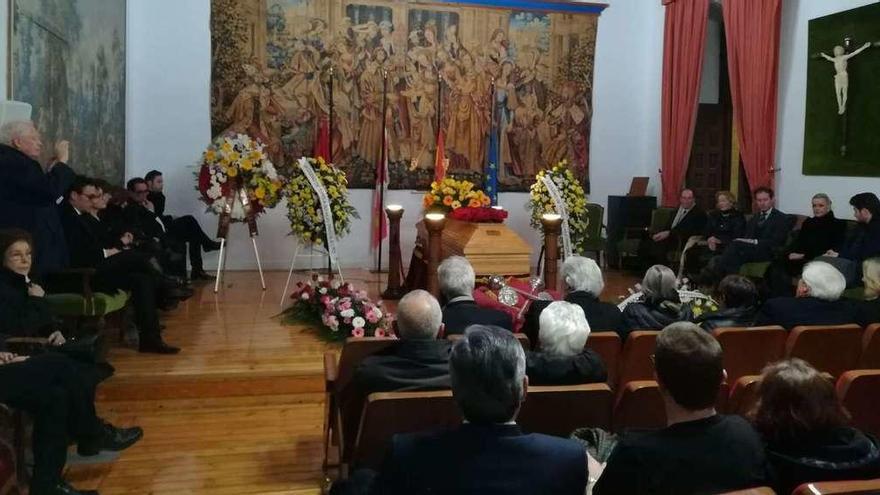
[485,97,499,206]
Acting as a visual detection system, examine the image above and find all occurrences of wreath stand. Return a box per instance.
[213,189,267,293]
[280,242,345,307]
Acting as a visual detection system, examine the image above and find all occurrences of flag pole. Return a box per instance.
[376,69,388,273]
[487,78,498,206]
[327,65,335,277]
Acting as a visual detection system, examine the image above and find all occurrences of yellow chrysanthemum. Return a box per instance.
[254,187,266,199]
[451,200,461,209]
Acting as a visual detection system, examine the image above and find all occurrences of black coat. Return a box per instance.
[788,213,847,259]
[442,299,513,335]
[754,296,860,329]
[696,306,758,332]
[743,209,792,253]
[525,349,607,385]
[123,202,167,241]
[0,145,74,274]
[368,423,588,495]
[0,268,55,337]
[621,298,689,340]
[839,218,880,263]
[857,299,880,327]
[704,209,746,246]
[524,291,623,348]
[664,206,708,240]
[58,203,106,269]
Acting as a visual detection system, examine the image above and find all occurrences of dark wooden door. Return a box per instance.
[686,103,732,210]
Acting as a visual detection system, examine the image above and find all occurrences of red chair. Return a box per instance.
[860,324,880,369]
[612,380,665,432]
[717,488,776,495]
[585,332,622,387]
[785,325,863,377]
[837,370,880,439]
[617,331,659,392]
[518,384,613,436]
[727,375,762,417]
[792,478,880,494]
[712,326,787,384]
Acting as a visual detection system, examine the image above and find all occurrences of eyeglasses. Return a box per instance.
[134,189,148,194]
[85,193,102,199]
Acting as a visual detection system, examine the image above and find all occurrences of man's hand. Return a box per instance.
[120,232,134,246]
[47,331,66,346]
[707,236,720,251]
[54,140,70,164]
[106,248,121,257]
[652,231,670,242]
[27,283,45,298]
[144,199,155,212]
[824,250,839,258]
[788,253,806,261]
[0,352,27,365]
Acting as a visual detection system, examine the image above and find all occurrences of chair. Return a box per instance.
[860,324,880,369]
[350,390,461,470]
[585,332,622,387]
[617,207,676,269]
[518,384,613,436]
[582,203,608,268]
[612,380,665,432]
[448,333,529,351]
[712,326,787,384]
[785,325,863,377]
[836,370,880,439]
[717,488,777,495]
[617,331,659,392]
[45,268,130,338]
[727,375,762,416]
[792,478,880,495]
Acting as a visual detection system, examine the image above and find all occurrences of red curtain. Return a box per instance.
[723,0,782,194]
[660,0,709,206]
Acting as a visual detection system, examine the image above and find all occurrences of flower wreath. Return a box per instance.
[283,156,359,246]
[528,161,590,248]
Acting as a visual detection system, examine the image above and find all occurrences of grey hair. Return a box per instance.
[438,256,475,299]
[812,193,832,204]
[450,325,526,424]
[642,265,679,302]
[801,261,846,301]
[562,256,604,296]
[0,121,34,146]
[538,301,590,357]
[395,289,443,339]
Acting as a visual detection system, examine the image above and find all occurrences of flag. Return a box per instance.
[314,116,331,162]
[433,129,446,183]
[485,101,499,206]
[371,128,389,251]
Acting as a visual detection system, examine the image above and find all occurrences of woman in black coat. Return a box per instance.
[684,191,745,278]
[621,265,691,340]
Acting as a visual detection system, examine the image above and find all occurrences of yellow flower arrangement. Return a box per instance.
[423,177,491,213]
[528,160,591,251]
[283,156,359,246]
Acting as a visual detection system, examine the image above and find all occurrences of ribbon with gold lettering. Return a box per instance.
[297,157,339,267]
[541,175,573,258]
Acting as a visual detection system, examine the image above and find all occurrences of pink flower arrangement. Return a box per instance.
[283,274,394,342]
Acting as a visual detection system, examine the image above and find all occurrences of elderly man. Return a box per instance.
[639,188,707,267]
[361,326,589,494]
[526,301,606,385]
[594,322,770,494]
[438,256,512,335]
[755,261,859,329]
[525,256,622,346]
[0,120,75,275]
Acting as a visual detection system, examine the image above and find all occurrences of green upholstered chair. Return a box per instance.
[616,207,676,269]
[737,214,801,280]
[581,203,608,268]
[45,268,130,336]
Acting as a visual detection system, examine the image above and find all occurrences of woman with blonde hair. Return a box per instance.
[856,257,880,325]
[683,190,745,278]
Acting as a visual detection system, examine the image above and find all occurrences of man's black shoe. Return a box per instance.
[190,270,216,281]
[166,287,194,300]
[78,422,143,456]
[138,339,180,354]
[204,240,223,252]
[43,480,99,495]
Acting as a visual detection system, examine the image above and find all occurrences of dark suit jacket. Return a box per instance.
[525,349,607,385]
[524,291,623,348]
[58,203,106,269]
[123,202,167,241]
[368,423,588,495]
[839,218,880,263]
[442,299,512,335]
[0,268,55,337]
[743,208,791,252]
[789,213,847,259]
[754,296,860,329]
[704,209,746,246]
[664,206,708,240]
[0,145,74,274]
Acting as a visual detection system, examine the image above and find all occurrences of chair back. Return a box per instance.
[352,390,461,469]
[792,478,880,495]
[727,375,762,417]
[712,326,787,384]
[334,337,397,393]
[518,383,613,436]
[861,324,880,369]
[584,203,605,240]
[650,207,675,232]
[785,325,863,377]
[617,331,659,389]
[612,380,665,432]
[717,488,777,495]
[448,333,529,352]
[585,332,622,387]
[837,370,880,439]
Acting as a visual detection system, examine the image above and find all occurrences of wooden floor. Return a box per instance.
[65,269,638,494]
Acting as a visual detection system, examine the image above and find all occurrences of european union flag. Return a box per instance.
[485,99,499,206]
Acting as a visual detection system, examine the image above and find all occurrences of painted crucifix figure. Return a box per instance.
[820,42,871,114]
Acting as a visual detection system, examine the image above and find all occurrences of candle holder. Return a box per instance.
[541,213,562,291]
[424,212,447,299]
[382,204,407,300]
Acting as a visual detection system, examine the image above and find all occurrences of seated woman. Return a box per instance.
[752,359,880,494]
[857,257,880,326]
[525,301,606,385]
[621,265,689,340]
[684,191,745,278]
[767,193,847,297]
[696,275,758,332]
[755,261,859,329]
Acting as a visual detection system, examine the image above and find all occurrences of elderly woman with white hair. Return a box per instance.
[621,265,690,340]
[438,256,512,335]
[525,301,607,385]
[524,256,622,347]
[755,261,859,329]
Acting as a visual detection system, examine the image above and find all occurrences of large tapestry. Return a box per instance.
[210,0,601,191]
[10,0,126,184]
[802,3,880,177]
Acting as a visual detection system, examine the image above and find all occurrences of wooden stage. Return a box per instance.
[66,269,637,494]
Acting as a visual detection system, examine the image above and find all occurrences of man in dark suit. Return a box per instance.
[334,325,589,495]
[703,186,791,282]
[524,256,622,347]
[815,192,880,287]
[755,261,859,329]
[438,256,512,334]
[0,120,75,275]
[640,188,707,267]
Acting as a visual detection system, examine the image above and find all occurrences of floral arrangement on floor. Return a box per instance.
[423,177,492,214]
[281,275,393,342]
[284,157,359,246]
[196,134,283,220]
[528,160,590,247]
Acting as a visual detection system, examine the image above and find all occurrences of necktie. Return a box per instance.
[758,211,768,226]
[672,208,688,228]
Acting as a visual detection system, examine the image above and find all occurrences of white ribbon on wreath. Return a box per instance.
[297,157,339,267]
[541,175,573,258]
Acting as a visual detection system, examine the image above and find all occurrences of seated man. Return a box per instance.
[145,170,221,280]
[639,188,707,268]
[593,322,770,494]
[438,256,512,335]
[815,192,880,287]
[526,301,606,385]
[701,186,789,284]
[345,325,589,494]
[755,261,859,329]
[696,275,759,332]
[525,256,622,346]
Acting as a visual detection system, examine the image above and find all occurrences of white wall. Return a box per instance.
[775,0,880,215]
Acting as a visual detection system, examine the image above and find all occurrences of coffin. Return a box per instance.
[414,218,532,276]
